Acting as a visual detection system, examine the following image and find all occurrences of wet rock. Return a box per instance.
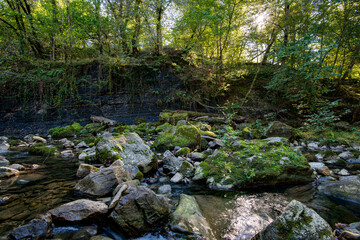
[159,177,169,183]
[346,159,360,171]
[0,196,10,205]
[90,236,114,240]
[170,194,215,240]
[109,184,128,209]
[76,164,97,178]
[193,166,205,181]
[264,121,295,139]
[158,185,171,194]
[8,164,26,171]
[252,200,335,240]
[90,115,117,126]
[265,137,289,146]
[170,172,183,183]
[24,135,47,144]
[337,222,360,240]
[154,123,201,151]
[0,167,19,178]
[175,147,190,157]
[59,138,75,148]
[0,141,10,151]
[49,199,108,223]
[72,226,98,240]
[28,145,58,156]
[74,166,130,197]
[0,156,10,166]
[188,152,205,161]
[162,155,183,174]
[339,152,355,160]
[308,142,320,151]
[76,141,89,148]
[338,169,351,176]
[78,152,88,160]
[61,150,74,158]
[318,176,360,213]
[110,185,169,238]
[309,162,330,176]
[96,133,154,173]
[8,218,50,240]
[179,161,195,178]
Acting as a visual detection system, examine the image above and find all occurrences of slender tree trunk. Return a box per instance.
[132,0,142,55]
[155,0,163,56]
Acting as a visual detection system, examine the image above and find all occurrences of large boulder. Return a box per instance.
[252,200,335,240]
[0,167,19,178]
[154,123,201,151]
[110,185,169,238]
[170,194,215,240]
[96,133,155,173]
[318,176,360,212]
[201,140,314,189]
[76,164,97,178]
[49,199,108,223]
[8,218,51,240]
[74,166,130,197]
[265,121,295,139]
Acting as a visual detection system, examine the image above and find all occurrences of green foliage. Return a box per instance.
[48,122,83,138]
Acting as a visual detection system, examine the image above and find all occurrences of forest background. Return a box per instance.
[0,0,359,127]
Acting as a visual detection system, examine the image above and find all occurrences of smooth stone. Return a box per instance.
[309,162,330,176]
[338,169,351,176]
[0,142,10,151]
[8,164,26,171]
[188,152,205,161]
[8,218,50,240]
[170,172,183,183]
[49,199,108,223]
[158,184,171,194]
[0,156,10,166]
[61,150,75,158]
[77,141,89,148]
[76,164,96,178]
[78,152,88,160]
[90,236,114,240]
[339,151,355,160]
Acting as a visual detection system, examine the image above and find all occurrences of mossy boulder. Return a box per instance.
[29,144,59,156]
[96,133,155,173]
[265,121,295,139]
[154,124,201,151]
[252,200,335,240]
[155,123,172,133]
[48,122,84,139]
[200,139,314,189]
[175,147,191,157]
[159,112,188,124]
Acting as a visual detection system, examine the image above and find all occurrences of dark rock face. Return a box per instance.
[110,185,169,238]
[8,219,50,240]
[0,67,183,136]
[265,121,295,139]
[49,199,108,223]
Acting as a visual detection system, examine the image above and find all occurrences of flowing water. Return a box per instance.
[1,150,360,240]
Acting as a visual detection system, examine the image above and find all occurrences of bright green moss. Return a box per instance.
[29,145,58,156]
[48,122,84,139]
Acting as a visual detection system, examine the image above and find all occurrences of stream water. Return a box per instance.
[1,150,360,239]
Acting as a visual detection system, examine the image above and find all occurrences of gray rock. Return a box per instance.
[122,165,139,180]
[0,141,10,151]
[308,142,320,151]
[264,121,295,139]
[338,222,360,240]
[338,169,350,176]
[74,166,130,197]
[49,199,108,223]
[208,139,223,149]
[188,152,205,161]
[72,226,98,240]
[193,166,205,181]
[339,151,354,160]
[0,156,10,166]
[77,141,89,148]
[331,145,345,153]
[24,135,47,144]
[8,218,50,240]
[252,200,335,240]
[315,153,324,161]
[158,184,171,194]
[76,164,96,178]
[346,159,360,171]
[170,172,183,183]
[90,115,118,126]
[163,155,183,173]
[179,161,195,178]
[8,164,26,171]
[170,194,215,240]
[309,162,330,176]
[318,176,360,212]
[90,236,114,240]
[78,152,88,160]
[96,133,154,173]
[265,137,289,145]
[110,185,169,238]
[61,150,74,158]
[0,167,19,178]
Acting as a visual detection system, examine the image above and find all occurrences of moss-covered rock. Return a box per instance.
[29,144,59,156]
[48,122,84,139]
[200,139,314,189]
[175,147,191,157]
[153,124,201,151]
[159,112,188,124]
[265,121,295,139]
[155,123,172,133]
[200,130,217,138]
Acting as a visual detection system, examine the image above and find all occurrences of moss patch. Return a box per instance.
[48,122,84,139]
[201,139,314,188]
[29,144,58,156]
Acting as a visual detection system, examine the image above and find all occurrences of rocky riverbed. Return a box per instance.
[1,111,360,240]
